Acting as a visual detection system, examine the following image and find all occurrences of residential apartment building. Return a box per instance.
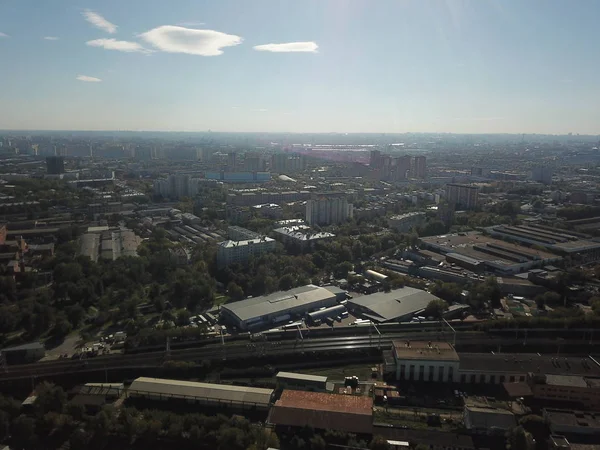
[412,155,427,179]
[217,236,276,268]
[531,166,553,185]
[306,196,353,226]
[446,183,479,210]
[387,212,426,232]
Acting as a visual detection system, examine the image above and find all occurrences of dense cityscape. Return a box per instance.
[1,130,600,450]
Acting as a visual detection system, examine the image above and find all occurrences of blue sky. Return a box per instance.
[0,0,599,134]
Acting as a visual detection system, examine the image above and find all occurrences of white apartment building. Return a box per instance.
[306,197,353,226]
[217,237,276,268]
[387,212,426,233]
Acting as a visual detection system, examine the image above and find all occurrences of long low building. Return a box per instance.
[346,287,438,323]
[128,377,274,410]
[486,224,600,264]
[386,341,600,386]
[220,284,343,331]
[420,231,562,275]
[268,390,373,435]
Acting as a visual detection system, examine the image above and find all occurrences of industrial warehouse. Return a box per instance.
[419,231,561,275]
[219,283,441,330]
[486,224,600,264]
[346,287,440,323]
[127,377,274,411]
[220,284,346,330]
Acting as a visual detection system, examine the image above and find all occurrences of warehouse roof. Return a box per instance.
[221,284,337,322]
[347,287,437,322]
[276,372,328,384]
[269,390,373,434]
[1,342,45,352]
[465,406,516,430]
[128,377,274,407]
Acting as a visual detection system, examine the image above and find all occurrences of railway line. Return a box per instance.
[1,330,597,382]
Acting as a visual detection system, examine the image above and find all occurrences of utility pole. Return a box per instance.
[443,319,457,346]
[371,322,382,349]
[296,324,304,352]
[220,327,226,360]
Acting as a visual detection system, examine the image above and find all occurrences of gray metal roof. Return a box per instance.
[276,372,328,383]
[1,341,45,352]
[347,287,437,322]
[128,377,273,406]
[221,284,337,322]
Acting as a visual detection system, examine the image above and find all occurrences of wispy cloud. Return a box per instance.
[43,36,59,41]
[253,108,268,112]
[253,42,318,53]
[82,9,117,34]
[76,75,102,82]
[231,106,242,110]
[139,25,242,56]
[177,21,206,27]
[0,32,9,38]
[86,38,149,53]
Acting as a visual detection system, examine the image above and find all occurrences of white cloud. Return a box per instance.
[86,38,149,53]
[253,42,318,53]
[43,36,59,41]
[253,108,268,112]
[139,25,242,56]
[76,75,102,82]
[82,9,117,34]
[177,21,205,27]
[0,32,9,38]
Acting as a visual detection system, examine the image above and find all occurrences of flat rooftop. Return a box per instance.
[545,409,600,430]
[276,372,328,384]
[459,354,600,376]
[129,377,273,406]
[393,341,459,362]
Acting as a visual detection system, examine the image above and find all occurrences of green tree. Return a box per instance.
[227,281,245,301]
[34,382,66,417]
[370,435,391,450]
[279,274,295,291]
[10,415,37,450]
[69,428,91,450]
[309,435,327,450]
[424,299,448,319]
[507,426,535,450]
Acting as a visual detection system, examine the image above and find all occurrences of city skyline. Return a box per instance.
[1,0,600,134]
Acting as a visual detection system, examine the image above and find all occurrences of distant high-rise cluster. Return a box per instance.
[369,150,427,180]
[306,195,353,226]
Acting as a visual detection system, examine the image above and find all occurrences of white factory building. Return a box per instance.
[386,341,600,385]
